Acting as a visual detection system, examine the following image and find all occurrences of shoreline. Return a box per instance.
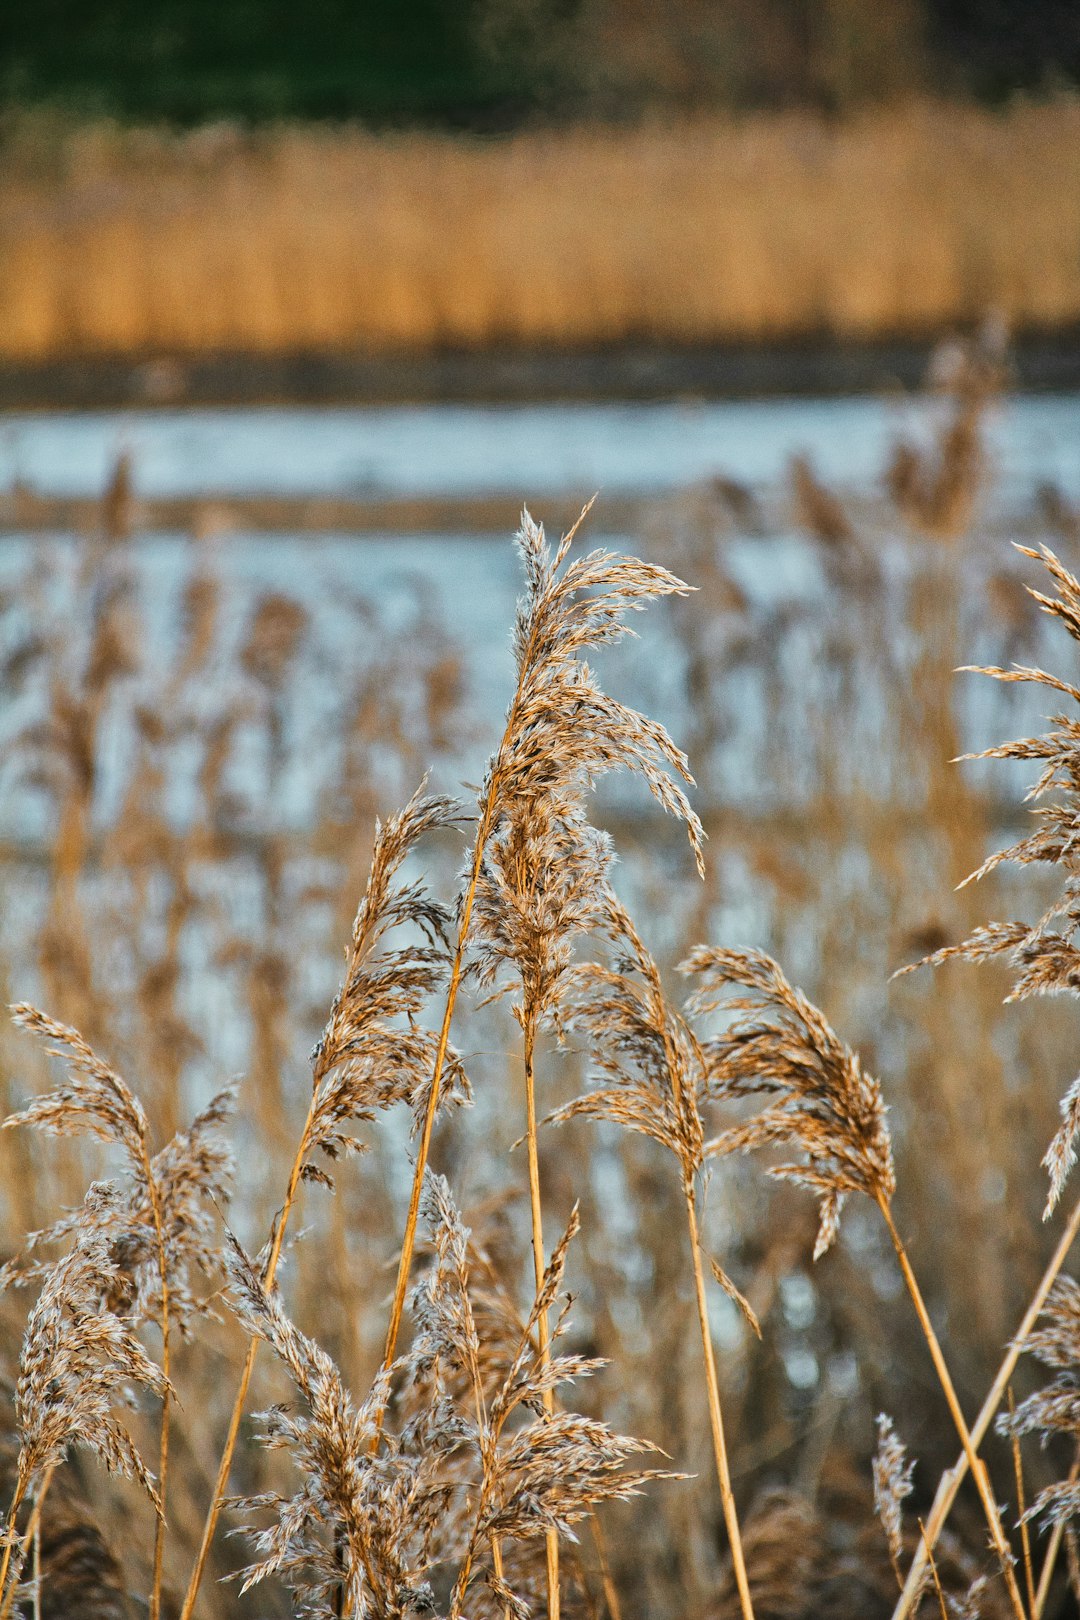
[2,329,1080,412]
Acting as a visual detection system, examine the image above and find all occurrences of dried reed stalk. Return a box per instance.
[1006,1389,1037,1617]
[895,541,1080,1618]
[378,504,702,1618]
[4,1008,232,1620]
[555,898,756,1620]
[686,948,1028,1620]
[178,786,464,1620]
[892,1193,1080,1620]
[0,1183,166,1610]
[225,1172,663,1618]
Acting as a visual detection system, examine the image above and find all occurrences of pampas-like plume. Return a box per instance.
[5,1006,235,1620]
[899,545,1080,1217]
[552,894,757,1620]
[0,1184,167,1609]
[181,784,465,1620]
[382,508,704,1620]
[228,1174,662,1620]
[225,1233,440,1620]
[683,947,895,1261]
[873,1415,916,1587]
[413,1176,663,1620]
[682,948,1026,1620]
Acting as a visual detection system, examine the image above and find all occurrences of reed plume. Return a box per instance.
[683,947,1026,1620]
[891,540,1080,1618]
[0,1183,166,1610]
[415,1177,663,1620]
[1000,1276,1080,1532]
[180,784,465,1618]
[383,505,704,1617]
[905,545,1080,1218]
[228,1172,662,1620]
[553,893,757,1619]
[873,1415,917,1590]
[4,1006,234,1620]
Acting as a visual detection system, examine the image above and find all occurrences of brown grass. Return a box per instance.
[1,99,1079,363]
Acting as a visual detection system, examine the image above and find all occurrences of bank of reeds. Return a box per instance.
[1,99,1079,364]
[2,351,1080,1615]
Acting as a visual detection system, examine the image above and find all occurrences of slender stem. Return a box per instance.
[379,503,584,1384]
[139,1147,171,1620]
[378,783,501,1384]
[0,1479,27,1612]
[893,1190,1080,1620]
[523,1016,560,1620]
[877,1196,1029,1620]
[30,1501,39,1620]
[1034,1445,1080,1619]
[0,1469,55,1620]
[1007,1388,1037,1617]
[683,1177,756,1620]
[917,1519,949,1620]
[589,1514,623,1620]
[178,1089,320,1620]
[491,1535,513,1620]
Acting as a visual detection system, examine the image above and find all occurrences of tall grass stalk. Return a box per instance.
[181,789,461,1619]
[875,1195,1028,1620]
[892,1191,1080,1619]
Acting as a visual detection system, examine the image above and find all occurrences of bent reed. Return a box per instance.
[4,480,1080,1619]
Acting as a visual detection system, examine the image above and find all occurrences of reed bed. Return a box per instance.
[3,346,1080,1616]
[1,99,1080,364]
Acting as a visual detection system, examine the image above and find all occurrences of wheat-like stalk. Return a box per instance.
[380,505,703,1618]
[226,1172,664,1620]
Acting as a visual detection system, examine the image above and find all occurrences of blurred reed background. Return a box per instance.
[2,99,1080,363]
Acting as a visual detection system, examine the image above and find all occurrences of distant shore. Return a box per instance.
[2,100,1079,397]
[2,330,1080,411]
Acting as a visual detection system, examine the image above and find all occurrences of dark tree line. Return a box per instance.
[1,0,1077,127]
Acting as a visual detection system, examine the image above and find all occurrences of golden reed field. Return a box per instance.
[3,341,1080,1617]
[1,98,1080,362]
